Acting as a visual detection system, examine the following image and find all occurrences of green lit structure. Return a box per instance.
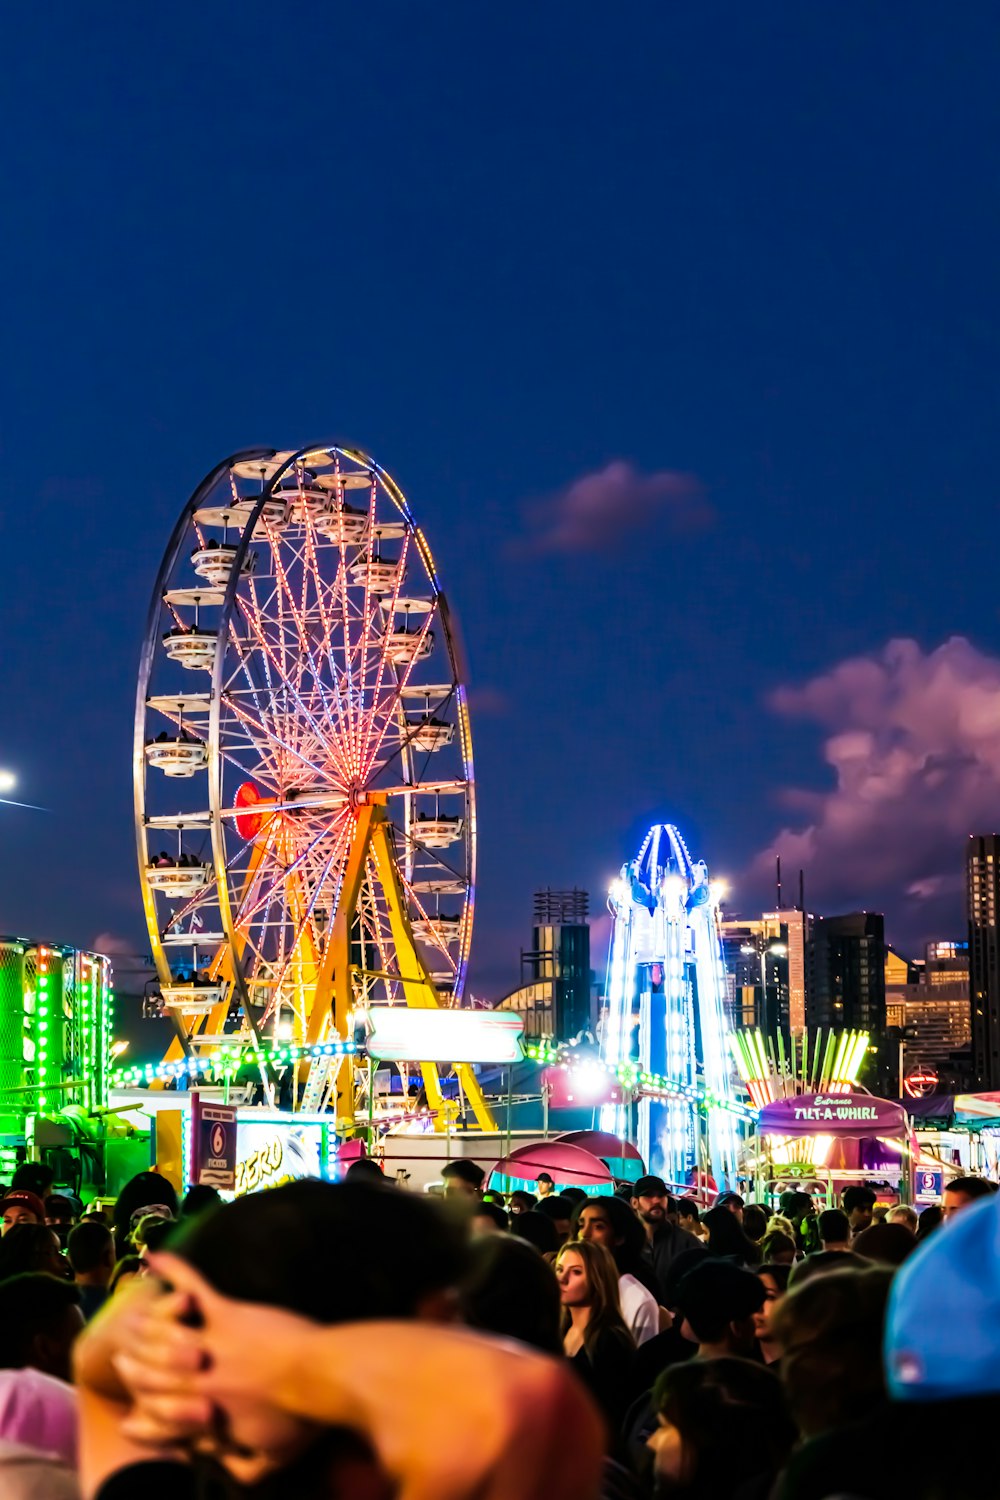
[0,936,114,1183]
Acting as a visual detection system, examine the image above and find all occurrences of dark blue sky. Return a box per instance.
[2,6,999,996]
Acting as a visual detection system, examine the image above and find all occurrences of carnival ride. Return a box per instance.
[599,824,742,1188]
[134,444,494,1130]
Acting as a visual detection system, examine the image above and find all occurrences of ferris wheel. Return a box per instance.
[134,443,487,1125]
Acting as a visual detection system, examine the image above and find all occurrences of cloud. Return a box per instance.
[517,461,711,555]
[467,685,511,718]
[750,636,1000,939]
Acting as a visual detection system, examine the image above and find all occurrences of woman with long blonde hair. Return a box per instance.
[556,1237,634,1430]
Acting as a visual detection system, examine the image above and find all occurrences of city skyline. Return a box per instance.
[1,7,999,1001]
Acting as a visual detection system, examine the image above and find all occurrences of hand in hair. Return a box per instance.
[83,1249,605,1500]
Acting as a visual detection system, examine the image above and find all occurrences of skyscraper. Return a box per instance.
[806,913,886,1086]
[968,835,1000,1089]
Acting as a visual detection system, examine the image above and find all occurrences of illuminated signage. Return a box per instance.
[363,1006,524,1064]
[233,1118,327,1196]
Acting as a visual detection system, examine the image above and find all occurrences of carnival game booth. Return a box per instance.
[753,1091,913,1206]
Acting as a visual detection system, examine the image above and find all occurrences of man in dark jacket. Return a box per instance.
[630,1175,705,1299]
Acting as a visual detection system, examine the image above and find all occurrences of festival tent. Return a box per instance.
[487,1139,614,1192]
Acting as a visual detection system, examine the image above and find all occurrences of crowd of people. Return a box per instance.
[0,1155,996,1499]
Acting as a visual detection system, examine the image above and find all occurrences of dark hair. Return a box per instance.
[536,1195,574,1223]
[570,1194,647,1276]
[555,1239,631,1360]
[109,1256,143,1294]
[44,1195,77,1222]
[441,1160,484,1189]
[676,1197,701,1224]
[818,1208,851,1243]
[661,1247,713,1309]
[138,1217,177,1254]
[760,1230,797,1264]
[508,1190,537,1213]
[653,1357,796,1496]
[700,1206,759,1265]
[673,1260,765,1344]
[473,1200,509,1232]
[11,1164,55,1199]
[771,1267,892,1437]
[560,1187,588,1206]
[510,1210,559,1255]
[851,1222,917,1267]
[459,1234,561,1354]
[0,1274,81,1368]
[0,1224,62,1280]
[916,1204,943,1239]
[788,1249,860,1288]
[742,1204,769,1243]
[181,1184,223,1217]
[67,1220,113,1275]
[343,1159,386,1185]
[755,1262,792,1294]
[945,1176,998,1203]
[842,1185,877,1214]
[171,1180,467,1321]
[113,1172,179,1253]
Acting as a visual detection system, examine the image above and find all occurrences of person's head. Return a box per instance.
[67,1220,115,1283]
[535,1195,574,1245]
[470,1200,508,1235]
[842,1184,878,1233]
[943,1177,998,1220]
[343,1159,385,1186]
[771,1266,893,1436]
[508,1190,537,1216]
[112,1172,179,1253]
[672,1260,765,1355]
[742,1204,769,1244]
[0,1224,69,1282]
[0,1274,84,1380]
[630,1175,672,1232]
[441,1160,484,1200]
[715,1191,745,1222]
[778,1189,815,1225]
[760,1229,797,1266]
[509,1210,559,1256]
[560,1187,587,1207]
[1,1192,47,1234]
[108,1255,144,1295]
[133,1213,177,1256]
[818,1208,852,1249]
[181,1184,223,1218]
[753,1264,791,1357]
[572,1194,646,1275]
[852,1222,918,1268]
[44,1196,77,1231]
[700,1205,758,1265]
[886,1204,918,1234]
[535,1172,555,1197]
[459,1233,561,1354]
[648,1357,795,1492]
[917,1203,943,1240]
[788,1249,860,1288]
[675,1197,703,1234]
[11,1164,54,1200]
[164,1180,470,1477]
[555,1238,628,1349]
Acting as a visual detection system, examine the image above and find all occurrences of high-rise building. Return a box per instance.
[718,910,809,1037]
[806,913,886,1062]
[968,835,1000,1090]
[885,940,971,1085]
[500,889,594,1040]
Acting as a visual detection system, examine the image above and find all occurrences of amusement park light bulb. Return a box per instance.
[0,770,16,794]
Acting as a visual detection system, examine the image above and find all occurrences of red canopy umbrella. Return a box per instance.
[488,1140,614,1188]
[554,1130,644,1166]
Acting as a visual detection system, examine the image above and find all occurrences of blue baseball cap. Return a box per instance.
[886,1193,1000,1401]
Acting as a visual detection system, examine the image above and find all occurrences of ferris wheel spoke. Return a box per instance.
[356,529,411,773]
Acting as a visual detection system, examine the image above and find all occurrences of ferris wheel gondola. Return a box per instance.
[134,444,481,1122]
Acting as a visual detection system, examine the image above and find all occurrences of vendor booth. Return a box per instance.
[753,1091,913,1205]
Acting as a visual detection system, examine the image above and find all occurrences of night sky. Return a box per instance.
[3,6,1000,1004]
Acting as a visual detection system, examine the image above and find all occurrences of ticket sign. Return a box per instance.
[914,1168,943,1204]
[191,1094,237,1191]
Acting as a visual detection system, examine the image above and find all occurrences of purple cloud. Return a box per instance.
[519,461,711,555]
[750,636,1000,939]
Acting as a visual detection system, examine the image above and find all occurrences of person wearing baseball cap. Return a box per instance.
[630,1175,703,1299]
[1,1192,47,1235]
